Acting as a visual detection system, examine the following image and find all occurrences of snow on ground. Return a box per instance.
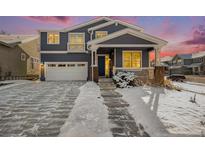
[59,82,112,137]
[117,85,205,136]
[0,80,33,90]
[173,81,205,94]
[116,87,170,137]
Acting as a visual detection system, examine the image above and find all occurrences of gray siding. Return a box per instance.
[0,45,28,76]
[41,53,91,62]
[41,20,108,51]
[99,34,156,44]
[41,32,68,51]
[93,23,127,39]
[184,59,193,65]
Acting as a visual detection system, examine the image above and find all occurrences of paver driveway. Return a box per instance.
[0,81,85,137]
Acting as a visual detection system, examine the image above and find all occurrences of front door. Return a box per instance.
[98,56,105,76]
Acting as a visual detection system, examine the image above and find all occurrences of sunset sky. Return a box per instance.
[0,16,205,57]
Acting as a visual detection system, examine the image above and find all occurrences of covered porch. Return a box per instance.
[90,46,160,82]
[87,28,167,82]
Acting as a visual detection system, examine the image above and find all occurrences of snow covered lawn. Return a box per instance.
[59,82,112,137]
[117,85,205,136]
[173,81,205,94]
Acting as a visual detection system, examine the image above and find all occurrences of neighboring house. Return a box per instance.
[39,17,167,81]
[160,56,173,75]
[0,35,40,78]
[170,54,193,75]
[191,51,205,75]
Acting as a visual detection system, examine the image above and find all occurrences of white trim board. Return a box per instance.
[94,44,159,48]
[88,28,168,47]
[40,51,88,54]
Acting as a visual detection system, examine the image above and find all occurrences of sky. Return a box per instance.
[0,16,205,57]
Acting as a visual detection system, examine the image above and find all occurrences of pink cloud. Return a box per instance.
[109,16,138,24]
[24,16,74,25]
[157,17,178,40]
[183,24,205,45]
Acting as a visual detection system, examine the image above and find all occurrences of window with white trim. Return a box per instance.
[123,51,141,68]
[21,53,26,61]
[47,32,60,44]
[69,33,85,51]
[95,31,108,39]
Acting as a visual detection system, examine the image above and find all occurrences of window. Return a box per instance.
[95,31,108,39]
[21,53,26,61]
[177,59,182,64]
[31,58,34,69]
[67,64,75,67]
[48,64,56,67]
[123,51,141,68]
[69,33,85,51]
[77,64,85,67]
[58,64,66,67]
[47,32,60,44]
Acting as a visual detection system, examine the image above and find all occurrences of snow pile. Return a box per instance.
[117,84,205,136]
[59,82,112,137]
[113,71,136,88]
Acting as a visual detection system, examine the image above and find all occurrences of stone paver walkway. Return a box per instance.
[99,79,149,137]
[0,81,84,137]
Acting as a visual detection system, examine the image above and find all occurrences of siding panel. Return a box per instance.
[99,34,156,44]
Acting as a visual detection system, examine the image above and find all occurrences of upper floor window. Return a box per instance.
[95,31,108,39]
[177,59,182,64]
[47,32,60,44]
[21,53,26,61]
[69,33,85,51]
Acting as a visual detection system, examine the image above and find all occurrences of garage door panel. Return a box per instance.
[46,62,88,81]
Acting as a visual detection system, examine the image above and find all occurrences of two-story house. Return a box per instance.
[191,51,205,75]
[0,35,40,79]
[39,17,167,81]
[160,56,173,75]
[170,54,193,75]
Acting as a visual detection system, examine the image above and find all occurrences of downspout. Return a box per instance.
[88,30,94,81]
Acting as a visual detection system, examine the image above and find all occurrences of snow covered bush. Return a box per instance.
[113,71,136,88]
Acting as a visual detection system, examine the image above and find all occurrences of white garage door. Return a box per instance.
[45,62,88,81]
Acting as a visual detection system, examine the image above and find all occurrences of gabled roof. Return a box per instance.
[0,35,39,58]
[192,51,205,58]
[87,28,167,46]
[39,17,112,32]
[178,54,192,59]
[87,19,144,32]
[0,35,38,45]
[160,56,173,62]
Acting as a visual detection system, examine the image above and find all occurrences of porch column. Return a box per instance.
[91,50,94,81]
[155,47,161,66]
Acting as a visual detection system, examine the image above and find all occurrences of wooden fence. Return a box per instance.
[185,75,205,84]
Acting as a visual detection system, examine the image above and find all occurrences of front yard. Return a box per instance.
[117,82,205,136]
[0,80,205,136]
